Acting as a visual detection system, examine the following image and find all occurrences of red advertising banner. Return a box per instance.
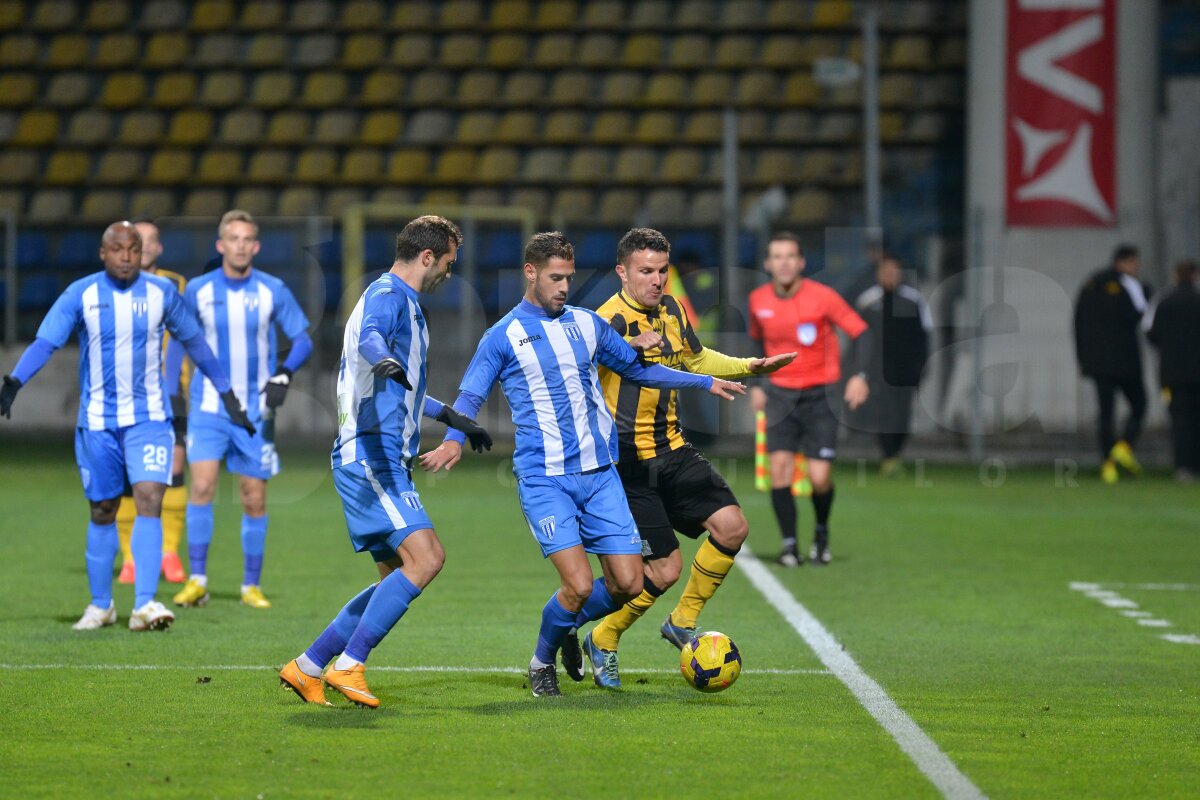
[1006,0,1116,227]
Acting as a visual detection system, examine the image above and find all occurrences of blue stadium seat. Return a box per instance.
[17,232,49,269]
[308,237,341,273]
[18,275,59,309]
[669,230,717,267]
[419,275,462,311]
[574,230,618,270]
[481,229,522,271]
[57,230,99,268]
[255,230,297,269]
[157,229,203,274]
[364,230,393,268]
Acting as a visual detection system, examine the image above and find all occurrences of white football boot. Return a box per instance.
[129,600,175,632]
[72,603,117,630]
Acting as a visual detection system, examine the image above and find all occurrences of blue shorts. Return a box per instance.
[75,421,176,501]
[186,410,279,479]
[517,466,642,558]
[333,461,434,563]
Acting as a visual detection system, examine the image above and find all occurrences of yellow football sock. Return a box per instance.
[590,586,663,652]
[161,484,186,554]
[671,539,737,629]
[116,496,136,564]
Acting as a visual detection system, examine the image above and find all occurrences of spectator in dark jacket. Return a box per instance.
[854,255,932,475]
[1145,260,1200,481]
[1073,244,1151,484]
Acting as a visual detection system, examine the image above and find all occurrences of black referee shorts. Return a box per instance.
[615,445,739,561]
[765,384,839,460]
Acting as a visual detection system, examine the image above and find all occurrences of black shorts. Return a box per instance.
[615,445,739,561]
[765,384,839,460]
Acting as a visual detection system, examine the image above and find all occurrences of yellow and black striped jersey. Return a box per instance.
[596,290,754,461]
[151,267,192,394]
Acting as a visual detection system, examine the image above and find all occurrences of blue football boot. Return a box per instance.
[583,631,621,688]
[660,613,697,651]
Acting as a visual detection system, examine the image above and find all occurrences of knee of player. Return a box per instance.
[713,516,749,549]
[90,499,119,525]
[610,572,644,603]
[189,478,216,503]
[561,577,594,607]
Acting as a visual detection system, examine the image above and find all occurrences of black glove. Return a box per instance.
[436,406,493,454]
[219,389,257,436]
[0,375,20,419]
[371,357,412,390]
[169,394,187,437]
[264,369,292,410]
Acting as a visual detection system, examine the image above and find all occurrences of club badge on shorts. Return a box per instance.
[797,322,818,346]
[538,515,556,540]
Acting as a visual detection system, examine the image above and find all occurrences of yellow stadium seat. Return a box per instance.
[84,0,132,29]
[27,189,75,223]
[659,149,704,183]
[166,109,214,145]
[737,72,778,106]
[798,35,843,65]
[668,35,709,69]
[182,189,229,217]
[371,187,417,207]
[782,72,819,106]
[240,0,285,29]
[420,188,461,207]
[633,111,676,144]
[360,110,403,144]
[216,108,265,144]
[738,111,769,141]
[753,149,795,185]
[645,188,688,224]
[578,33,618,68]
[591,110,632,143]
[147,150,194,185]
[0,2,22,30]
[567,148,611,183]
[880,112,905,142]
[247,149,293,184]
[340,148,384,184]
[600,73,642,105]
[0,74,35,107]
[439,33,483,69]
[455,110,497,145]
[339,0,384,30]
[94,33,141,67]
[313,110,358,144]
[44,151,91,185]
[195,149,244,185]
[80,189,128,224]
[489,0,530,29]
[391,1,436,29]
[0,151,38,185]
[140,0,187,29]
[612,147,655,183]
[409,71,454,105]
[295,148,339,183]
[797,150,837,181]
[715,35,756,69]
[116,110,164,145]
[246,33,287,67]
[676,0,717,27]
[229,188,274,216]
[643,74,689,107]
[44,73,91,107]
[631,0,670,28]
[289,0,335,31]
[275,187,320,216]
[250,72,296,108]
[838,151,861,184]
[889,36,933,69]
[720,0,764,28]
[500,71,542,106]
[342,34,385,69]
[438,0,482,29]
[487,34,528,68]
[0,34,37,67]
[582,0,622,28]
[300,72,347,108]
[937,37,967,68]
[96,150,145,184]
[464,188,504,208]
[31,0,77,30]
[129,188,178,217]
[198,72,245,107]
[762,36,802,69]
[100,73,147,109]
[325,188,367,218]
[542,110,585,144]
[787,190,832,225]
[510,187,549,218]
[477,147,519,183]
[772,110,814,142]
[194,33,239,67]
[360,71,404,106]
[597,188,640,226]
[64,109,114,145]
[405,109,452,143]
[621,34,663,69]
[387,149,432,183]
[458,70,502,107]
[681,110,721,144]
[265,110,312,145]
[434,148,477,184]
[691,73,734,106]
[494,110,538,144]
[879,74,917,107]
[12,109,59,145]
[43,33,88,68]
[549,71,591,104]
[552,188,594,223]
[143,32,189,69]
[523,149,566,182]
[533,33,574,68]
[191,0,233,31]
[534,0,575,29]
[812,0,853,28]
[150,72,197,108]
[766,0,803,26]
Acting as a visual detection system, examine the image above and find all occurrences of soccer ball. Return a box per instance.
[680,631,741,692]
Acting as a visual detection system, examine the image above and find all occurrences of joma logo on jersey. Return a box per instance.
[562,323,582,341]
[517,335,543,346]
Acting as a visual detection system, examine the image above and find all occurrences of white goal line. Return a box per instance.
[0,663,831,676]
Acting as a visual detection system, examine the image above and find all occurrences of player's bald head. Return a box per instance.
[102,220,141,246]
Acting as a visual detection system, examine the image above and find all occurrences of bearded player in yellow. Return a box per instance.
[575,228,794,687]
[115,217,189,585]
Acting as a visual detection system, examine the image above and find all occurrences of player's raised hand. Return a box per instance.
[708,378,746,400]
[370,357,412,390]
[629,330,664,353]
[0,375,20,418]
[419,440,462,472]
[219,389,257,436]
[749,352,797,374]
[435,407,493,453]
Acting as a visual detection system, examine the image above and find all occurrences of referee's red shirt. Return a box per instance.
[748,279,867,390]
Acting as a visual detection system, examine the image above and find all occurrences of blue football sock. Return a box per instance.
[573,576,616,628]
[241,513,267,586]
[131,516,163,607]
[535,592,579,665]
[343,570,422,663]
[186,502,213,576]
[85,521,118,608]
[304,583,378,669]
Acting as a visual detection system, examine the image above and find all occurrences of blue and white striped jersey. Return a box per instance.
[185,269,309,422]
[333,273,430,470]
[35,271,202,431]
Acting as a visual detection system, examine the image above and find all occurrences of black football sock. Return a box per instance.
[770,488,797,550]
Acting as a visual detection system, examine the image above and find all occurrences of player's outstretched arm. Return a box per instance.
[2,337,60,418]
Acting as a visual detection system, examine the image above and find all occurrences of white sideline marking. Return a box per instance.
[1069,582,1200,644]
[0,663,830,676]
[737,547,987,800]
[1161,634,1200,645]
[1106,583,1200,592]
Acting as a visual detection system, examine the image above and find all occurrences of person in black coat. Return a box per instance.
[1145,260,1200,481]
[1073,244,1151,483]
[854,254,931,474]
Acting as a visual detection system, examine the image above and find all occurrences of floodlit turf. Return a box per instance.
[0,439,1197,798]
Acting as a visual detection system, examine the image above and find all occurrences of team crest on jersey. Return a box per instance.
[562,322,582,342]
[797,322,818,347]
[131,299,149,315]
[242,295,260,311]
[538,515,556,540]
[401,491,423,511]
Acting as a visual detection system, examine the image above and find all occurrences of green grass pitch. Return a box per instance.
[0,438,1197,798]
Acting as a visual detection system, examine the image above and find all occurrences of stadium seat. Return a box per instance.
[917,75,962,107]
[880,112,905,142]
[42,32,87,68]
[405,109,453,143]
[30,0,78,30]
[659,148,705,183]
[0,34,38,67]
[692,73,735,106]
[522,149,567,182]
[487,34,528,68]
[116,110,165,145]
[143,32,189,69]
[420,188,461,206]
[340,148,384,184]
[548,71,591,104]
[458,70,502,107]
[194,33,239,67]
[633,111,677,144]
[591,110,632,143]
[715,35,757,69]
[578,33,618,68]
[533,33,574,68]
[0,110,12,142]
[642,74,688,107]
[370,187,416,209]
[494,110,538,144]
[409,71,454,105]
[762,36,803,69]
[907,113,946,143]
[129,188,178,217]
[815,112,857,142]
[64,109,114,145]
[600,74,642,105]
[250,72,296,109]
[390,1,435,28]
[645,188,688,225]
[798,149,837,181]
[93,32,139,67]
[11,110,58,146]
[675,0,716,26]
[787,189,833,225]
[96,150,145,184]
[721,0,765,28]
[0,1,19,31]
[216,108,266,145]
[612,147,655,183]
[341,33,386,69]
[772,109,815,142]
[80,189,129,224]
[325,187,367,218]
[502,72,545,105]
[165,109,214,145]
[18,276,62,309]
[879,74,917,108]
[198,72,245,107]
[195,149,243,185]
[434,148,477,184]
[84,0,132,30]
[230,188,276,217]
[888,36,933,70]
[551,188,593,223]
[567,148,611,184]
[533,0,574,29]
[937,37,967,68]
[782,72,819,106]
[247,149,293,184]
[139,0,187,29]
[455,110,497,144]
[191,0,235,31]
[621,33,663,69]
[488,0,529,29]
[509,188,549,219]
[292,33,339,68]
[681,110,721,144]
[181,188,229,217]
[542,110,585,144]
[295,148,339,184]
[838,151,861,184]
[689,189,725,225]
[572,231,616,270]
[595,188,637,226]
[0,74,36,107]
[736,71,778,105]
[147,150,194,185]
[0,150,38,186]
[43,150,90,186]
[313,110,359,144]
[338,0,385,30]
[668,34,709,69]
[246,32,288,67]
[288,0,335,31]
[45,73,92,107]
[753,149,796,185]
[439,0,483,29]
[477,147,520,183]
[360,71,404,106]
[300,72,348,108]
[386,148,432,183]
[439,33,483,69]
[390,33,435,68]
[150,72,198,108]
